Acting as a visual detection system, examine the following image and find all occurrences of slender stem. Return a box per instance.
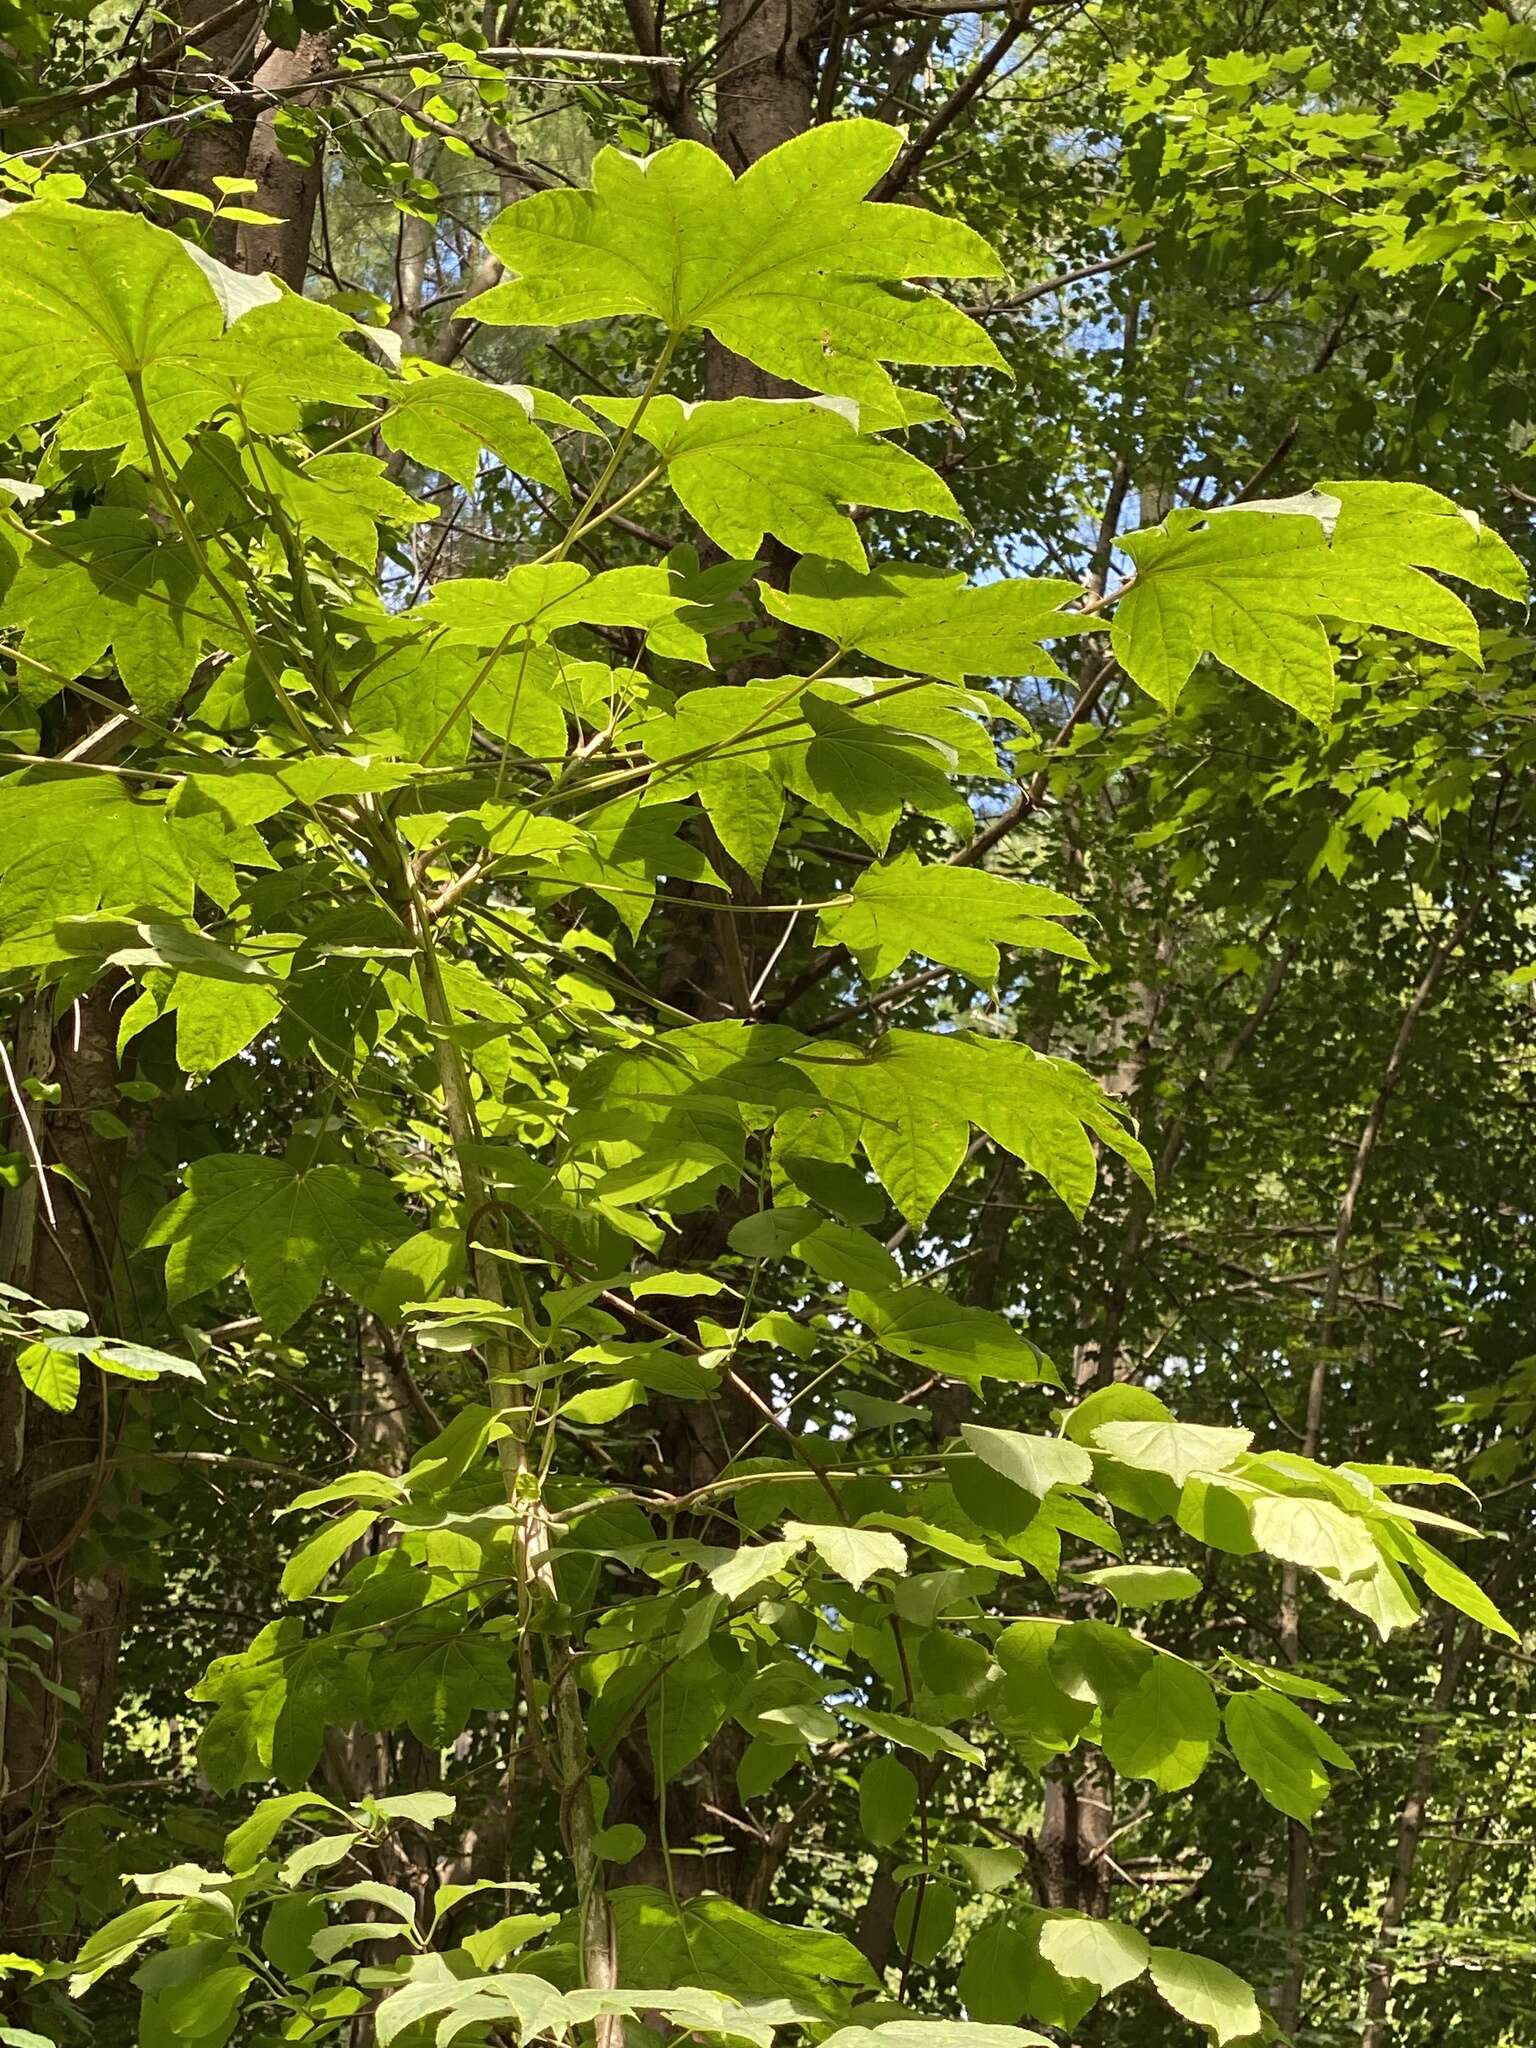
[1274,899,1482,2033]
[126,379,319,753]
[554,462,666,557]
[390,839,620,2034]
[545,335,679,565]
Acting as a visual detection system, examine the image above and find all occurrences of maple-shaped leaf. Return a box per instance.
[0,773,249,970]
[190,1617,364,1791]
[784,691,972,851]
[539,797,725,937]
[1,510,207,716]
[351,636,576,766]
[1106,504,1350,726]
[796,1030,1151,1225]
[759,559,1084,680]
[567,1021,817,1206]
[175,754,418,827]
[144,1154,411,1334]
[368,1628,517,1748]
[0,199,223,437]
[60,290,391,454]
[382,364,566,493]
[1111,484,1525,726]
[91,919,292,1075]
[818,849,1090,983]
[375,1973,567,2048]
[119,970,283,1076]
[642,680,794,882]
[1321,475,1526,619]
[644,675,986,861]
[423,561,707,663]
[585,394,961,567]
[352,566,704,762]
[475,120,1006,416]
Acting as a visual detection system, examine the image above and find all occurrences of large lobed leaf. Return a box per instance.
[585,394,961,567]
[1112,483,1526,724]
[144,1155,410,1335]
[476,121,1007,417]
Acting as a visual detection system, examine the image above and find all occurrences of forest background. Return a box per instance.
[0,3,1534,2048]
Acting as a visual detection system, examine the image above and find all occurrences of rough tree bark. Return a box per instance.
[0,987,130,1943]
[144,2,329,288]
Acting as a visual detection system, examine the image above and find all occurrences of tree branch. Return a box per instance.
[875,6,1033,200]
[982,238,1156,316]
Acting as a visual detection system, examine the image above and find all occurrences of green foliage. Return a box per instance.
[583,397,962,567]
[818,855,1088,985]
[474,122,1006,416]
[0,48,1527,2048]
[145,1156,409,1335]
[1110,487,1524,725]
[0,1282,199,1414]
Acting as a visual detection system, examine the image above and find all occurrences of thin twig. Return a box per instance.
[983,238,1156,315]
[876,8,1034,200]
[0,1033,55,1235]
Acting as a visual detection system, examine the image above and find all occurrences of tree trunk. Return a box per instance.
[238,32,330,288]
[712,0,815,173]
[0,988,130,1944]
[143,3,327,288]
[142,1,265,258]
[1033,1749,1115,1915]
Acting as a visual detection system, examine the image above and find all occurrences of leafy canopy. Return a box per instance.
[0,106,1518,2048]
